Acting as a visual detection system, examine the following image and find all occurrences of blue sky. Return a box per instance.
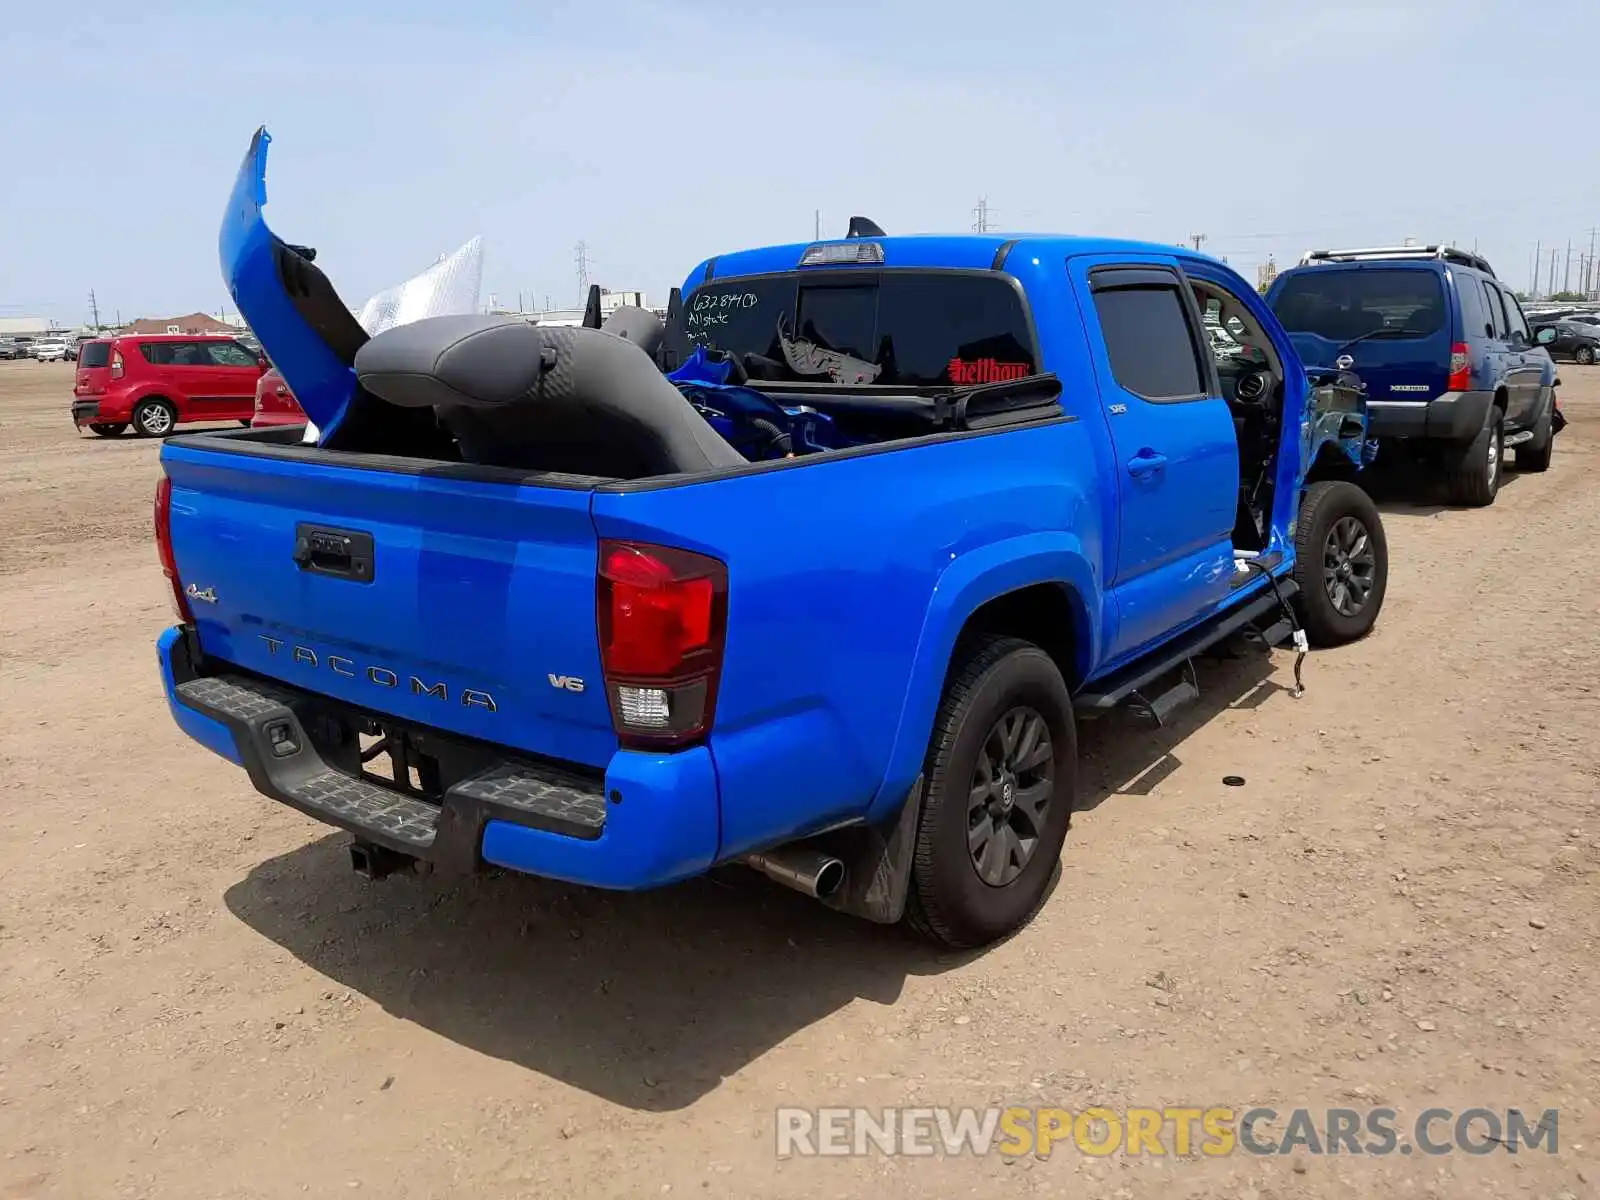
[3,0,1597,325]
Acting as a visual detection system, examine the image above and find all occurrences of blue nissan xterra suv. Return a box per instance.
[1267,244,1561,506]
[154,129,1390,948]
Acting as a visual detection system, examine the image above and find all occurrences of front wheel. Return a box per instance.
[1445,406,1502,506]
[1576,346,1595,366]
[904,635,1076,949]
[1292,480,1388,647]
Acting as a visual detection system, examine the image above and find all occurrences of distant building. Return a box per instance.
[1257,258,1279,291]
[121,312,238,336]
[0,316,59,338]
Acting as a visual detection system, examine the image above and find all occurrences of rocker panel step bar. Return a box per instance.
[1075,582,1299,712]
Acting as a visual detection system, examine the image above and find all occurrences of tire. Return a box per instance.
[1292,480,1388,647]
[903,634,1076,949]
[1576,346,1595,366]
[132,399,177,437]
[1445,404,1502,507]
[239,418,254,427]
[88,423,127,437]
[1515,405,1554,473]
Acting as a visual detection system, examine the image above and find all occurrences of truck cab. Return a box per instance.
[155,129,1389,949]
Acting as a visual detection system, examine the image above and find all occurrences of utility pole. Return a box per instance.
[972,197,992,233]
[1564,239,1574,294]
[574,241,591,304]
[1533,240,1542,298]
[87,289,100,328]
[1587,228,1599,299]
[815,209,821,240]
[1190,233,1208,252]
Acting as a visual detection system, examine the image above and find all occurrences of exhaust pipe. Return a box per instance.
[741,848,846,900]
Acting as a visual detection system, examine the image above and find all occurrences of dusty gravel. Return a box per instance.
[1,359,1597,1199]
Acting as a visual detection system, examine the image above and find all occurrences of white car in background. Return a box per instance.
[32,339,69,362]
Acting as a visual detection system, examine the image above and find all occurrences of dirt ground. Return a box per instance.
[1,360,1597,1200]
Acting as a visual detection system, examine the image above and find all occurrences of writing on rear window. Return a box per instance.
[687,290,759,331]
[669,272,1038,388]
[947,357,1032,385]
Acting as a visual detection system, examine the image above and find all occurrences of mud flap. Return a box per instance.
[819,776,924,925]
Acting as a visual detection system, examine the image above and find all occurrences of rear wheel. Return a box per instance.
[904,635,1076,949]
[1445,405,1502,506]
[1292,480,1388,647]
[88,423,127,437]
[132,399,177,437]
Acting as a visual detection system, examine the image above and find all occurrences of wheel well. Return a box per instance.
[1493,387,1508,413]
[137,395,175,409]
[957,583,1085,690]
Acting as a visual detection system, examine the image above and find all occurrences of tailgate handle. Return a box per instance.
[292,524,374,583]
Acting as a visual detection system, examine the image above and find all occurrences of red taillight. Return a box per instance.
[1447,342,1471,392]
[597,539,727,749]
[110,349,124,380]
[154,476,193,623]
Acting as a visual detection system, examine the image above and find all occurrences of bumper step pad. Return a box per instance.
[173,672,606,870]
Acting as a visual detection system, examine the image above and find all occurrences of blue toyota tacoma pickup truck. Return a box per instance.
[155,130,1389,947]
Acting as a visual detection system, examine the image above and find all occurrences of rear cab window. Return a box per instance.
[670,271,1038,388]
[1271,268,1448,341]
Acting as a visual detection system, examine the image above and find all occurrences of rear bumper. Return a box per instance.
[157,626,720,890]
[74,394,132,424]
[1365,390,1492,442]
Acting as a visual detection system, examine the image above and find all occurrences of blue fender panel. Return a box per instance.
[866,533,1099,821]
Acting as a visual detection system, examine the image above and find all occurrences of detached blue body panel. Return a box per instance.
[158,128,1373,894]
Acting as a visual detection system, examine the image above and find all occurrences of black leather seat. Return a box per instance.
[353,314,746,478]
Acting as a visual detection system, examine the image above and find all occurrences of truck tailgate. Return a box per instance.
[162,442,617,769]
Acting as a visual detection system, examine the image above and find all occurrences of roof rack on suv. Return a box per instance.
[1298,244,1496,279]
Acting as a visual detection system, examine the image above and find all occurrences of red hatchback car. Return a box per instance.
[250,366,307,427]
[72,333,266,437]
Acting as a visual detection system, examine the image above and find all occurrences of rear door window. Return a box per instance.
[78,342,111,368]
[1481,282,1508,338]
[1455,274,1487,338]
[138,341,174,365]
[1089,279,1206,401]
[674,271,1037,387]
[1500,289,1531,341]
[1271,268,1447,341]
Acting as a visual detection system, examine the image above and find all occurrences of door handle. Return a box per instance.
[1126,450,1168,476]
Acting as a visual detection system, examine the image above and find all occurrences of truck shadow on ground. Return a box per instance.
[223,637,1288,1112]
[1073,638,1288,815]
[224,832,968,1112]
